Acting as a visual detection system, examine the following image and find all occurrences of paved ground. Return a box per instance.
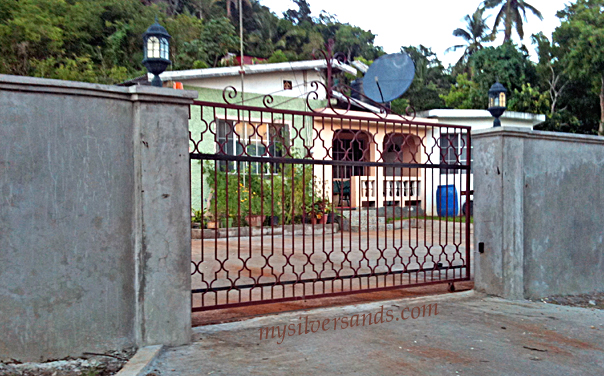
[191,221,472,309]
[151,292,604,376]
[191,281,474,326]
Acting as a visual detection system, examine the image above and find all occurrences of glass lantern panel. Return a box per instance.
[489,97,494,108]
[499,92,506,107]
[160,38,169,60]
[147,36,160,58]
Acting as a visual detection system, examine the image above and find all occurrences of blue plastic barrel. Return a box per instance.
[436,185,459,217]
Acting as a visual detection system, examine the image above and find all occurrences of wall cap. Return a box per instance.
[472,126,604,145]
[0,74,198,104]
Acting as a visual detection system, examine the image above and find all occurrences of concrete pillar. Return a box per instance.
[473,126,604,300]
[473,127,525,299]
[131,88,195,347]
[0,75,196,362]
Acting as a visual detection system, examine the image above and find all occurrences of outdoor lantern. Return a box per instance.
[487,81,507,127]
[142,19,171,87]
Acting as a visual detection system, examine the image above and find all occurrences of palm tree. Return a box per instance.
[189,0,219,19]
[446,7,492,67]
[226,0,251,18]
[484,0,543,42]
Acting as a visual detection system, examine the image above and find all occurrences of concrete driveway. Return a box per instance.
[151,292,604,375]
[191,221,473,308]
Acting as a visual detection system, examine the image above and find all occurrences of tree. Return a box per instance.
[508,83,550,113]
[554,0,604,135]
[396,45,452,111]
[226,0,251,19]
[484,0,543,42]
[189,0,221,20]
[334,24,380,62]
[446,7,492,70]
[469,41,538,96]
[0,0,383,83]
[441,42,540,110]
[283,0,313,26]
[441,73,482,109]
[200,17,239,67]
[531,32,568,117]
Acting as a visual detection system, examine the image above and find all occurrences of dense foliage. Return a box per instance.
[0,0,382,84]
[441,0,604,135]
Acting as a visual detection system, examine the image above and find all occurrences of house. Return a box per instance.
[154,59,356,101]
[307,108,545,217]
[160,59,545,219]
[310,108,437,213]
[155,60,357,212]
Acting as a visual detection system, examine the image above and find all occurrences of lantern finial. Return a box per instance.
[487,81,507,127]
[142,19,171,87]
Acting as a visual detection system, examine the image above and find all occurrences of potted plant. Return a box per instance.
[307,198,331,225]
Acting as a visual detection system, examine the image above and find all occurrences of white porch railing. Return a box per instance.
[347,175,422,208]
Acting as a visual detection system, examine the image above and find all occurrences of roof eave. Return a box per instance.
[153,59,357,82]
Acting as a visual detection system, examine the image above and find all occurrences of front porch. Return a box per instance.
[333,174,422,209]
[311,110,432,211]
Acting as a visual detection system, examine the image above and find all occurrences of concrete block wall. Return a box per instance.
[0,75,197,362]
[473,126,604,299]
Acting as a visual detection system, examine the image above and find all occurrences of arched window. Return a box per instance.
[332,130,370,178]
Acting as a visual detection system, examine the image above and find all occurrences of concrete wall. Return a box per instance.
[473,127,604,299]
[0,75,196,362]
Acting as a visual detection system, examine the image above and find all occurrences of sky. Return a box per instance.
[258,0,573,67]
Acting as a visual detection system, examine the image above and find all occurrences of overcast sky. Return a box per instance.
[259,0,572,66]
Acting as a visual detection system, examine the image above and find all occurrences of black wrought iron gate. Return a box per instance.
[190,95,472,312]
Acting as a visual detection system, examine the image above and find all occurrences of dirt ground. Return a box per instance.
[541,293,604,310]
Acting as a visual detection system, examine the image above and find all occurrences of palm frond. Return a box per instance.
[483,0,503,9]
[452,28,472,41]
[445,44,466,54]
[513,7,524,39]
[522,1,544,20]
[490,6,506,37]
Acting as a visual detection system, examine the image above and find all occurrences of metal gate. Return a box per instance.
[189,77,471,312]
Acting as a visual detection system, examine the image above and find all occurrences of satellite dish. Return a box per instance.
[363,53,415,103]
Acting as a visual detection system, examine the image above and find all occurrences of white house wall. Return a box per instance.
[182,70,326,99]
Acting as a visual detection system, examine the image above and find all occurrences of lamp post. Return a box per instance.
[142,19,171,87]
[487,81,507,127]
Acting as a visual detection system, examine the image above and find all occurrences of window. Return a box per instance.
[216,119,289,173]
[439,133,470,175]
[332,130,369,178]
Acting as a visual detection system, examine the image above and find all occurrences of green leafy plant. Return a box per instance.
[192,208,208,227]
[204,161,272,223]
[239,176,270,216]
[203,149,333,226]
[203,161,242,222]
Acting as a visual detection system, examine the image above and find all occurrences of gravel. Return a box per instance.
[538,293,604,310]
[0,348,136,376]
